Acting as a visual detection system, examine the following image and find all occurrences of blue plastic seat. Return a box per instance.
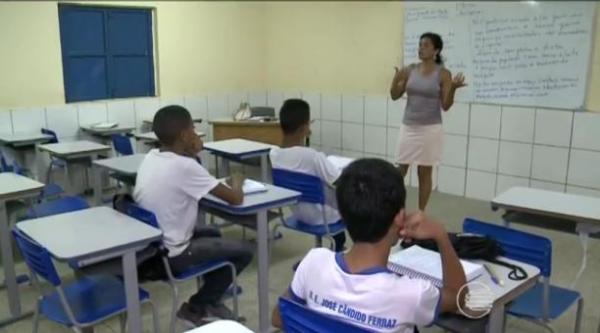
[463,218,583,333]
[111,134,134,156]
[12,229,159,332]
[115,196,240,333]
[25,196,89,219]
[271,168,346,249]
[278,297,372,333]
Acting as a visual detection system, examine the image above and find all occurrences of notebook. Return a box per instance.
[327,155,354,171]
[92,122,118,129]
[220,178,268,195]
[388,245,484,287]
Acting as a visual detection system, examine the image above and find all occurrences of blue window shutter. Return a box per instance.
[107,9,155,98]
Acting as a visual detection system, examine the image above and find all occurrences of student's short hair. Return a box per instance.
[279,99,310,135]
[335,158,406,243]
[152,105,193,146]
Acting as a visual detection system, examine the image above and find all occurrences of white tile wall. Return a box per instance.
[364,95,388,126]
[0,110,12,134]
[443,102,469,135]
[267,90,284,111]
[387,128,398,157]
[566,186,600,198]
[498,141,532,177]
[567,149,600,189]
[107,100,135,128]
[310,120,321,145]
[302,92,321,120]
[11,107,47,133]
[184,96,209,123]
[342,95,364,123]
[470,104,501,139]
[572,112,600,151]
[530,180,565,193]
[387,98,405,128]
[321,120,342,149]
[77,102,108,126]
[467,138,499,172]
[441,134,468,168]
[342,123,363,152]
[45,105,79,138]
[207,94,228,120]
[534,109,572,147]
[248,91,267,107]
[496,175,529,195]
[466,170,497,201]
[133,97,159,127]
[321,94,342,121]
[159,96,184,108]
[364,125,387,156]
[501,106,535,143]
[437,165,466,196]
[531,145,569,183]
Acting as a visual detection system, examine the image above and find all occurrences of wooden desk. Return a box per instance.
[210,118,283,146]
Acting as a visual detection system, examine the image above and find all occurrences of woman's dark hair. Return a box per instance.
[420,32,444,64]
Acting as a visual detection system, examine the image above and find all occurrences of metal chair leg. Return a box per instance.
[148,300,161,333]
[574,297,584,333]
[169,283,179,333]
[229,264,239,320]
[32,298,41,333]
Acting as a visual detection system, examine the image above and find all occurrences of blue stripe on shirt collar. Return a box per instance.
[335,252,392,275]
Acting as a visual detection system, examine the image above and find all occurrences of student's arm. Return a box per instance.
[400,212,467,313]
[209,173,244,205]
[314,152,342,188]
[271,289,290,328]
[390,66,410,100]
[440,69,466,111]
[271,253,310,328]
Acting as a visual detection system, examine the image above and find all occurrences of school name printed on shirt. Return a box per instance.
[308,290,398,330]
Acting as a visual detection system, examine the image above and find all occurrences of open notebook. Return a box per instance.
[388,245,484,288]
[327,155,354,172]
[220,179,268,195]
[91,122,118,129]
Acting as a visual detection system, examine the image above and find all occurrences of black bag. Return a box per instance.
[401,233,528,281]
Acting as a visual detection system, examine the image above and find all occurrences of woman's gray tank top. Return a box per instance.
[403,64,443,126]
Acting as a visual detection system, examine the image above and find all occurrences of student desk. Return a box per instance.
[0,173,44,326]
[38,141,111,194]
[0,132,54,178]
[16,206,162,333]
[200,184,301,333]
[92,153,147,204]
[430,256,540,333]
[203,139,274,182]
[492,187,600,284]
[209,118,283,146]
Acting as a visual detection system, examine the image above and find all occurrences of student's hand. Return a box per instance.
[394,66,409,84]
[399,211,447,242]
[451,72,467,89]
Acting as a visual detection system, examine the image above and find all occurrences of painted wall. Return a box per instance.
[0,1,266,108]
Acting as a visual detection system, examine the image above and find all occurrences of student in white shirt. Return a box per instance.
[269,99,346,251]
[272,158,467,333]
[134,105,253,326]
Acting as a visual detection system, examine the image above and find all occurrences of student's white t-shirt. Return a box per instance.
[290,248,441,333]
[269,146,341,225]
[133,149,219,257]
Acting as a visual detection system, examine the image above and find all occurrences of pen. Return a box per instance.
[484,263,504,286]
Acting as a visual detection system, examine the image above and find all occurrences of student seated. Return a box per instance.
[272,158,467,332]
[134,105,253,326]
[269,99,346,251]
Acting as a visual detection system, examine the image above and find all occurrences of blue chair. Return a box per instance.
[41,128,67,183]
[278,297,371,333]
[116,198,240,333]
[463,218,584,333]
[24,196,89,219]
[0,150,13,172]
[271,168,346,249]
[12,228,159,333]
[111,134,134,156]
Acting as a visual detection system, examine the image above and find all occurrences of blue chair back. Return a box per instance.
[27,196,89,219]
[117,199,160,229]
[111,134,134,156]
[278,298,371,333]
[272,168,325,205]
[41,128,59,144]
[12,229,61,286]
[0,151,12,172]
[463,218,552,277]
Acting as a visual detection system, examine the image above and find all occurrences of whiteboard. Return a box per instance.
[403,2,597,109]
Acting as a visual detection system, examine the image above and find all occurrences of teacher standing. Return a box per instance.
[390,32,466,211]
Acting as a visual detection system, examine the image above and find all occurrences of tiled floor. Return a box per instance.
[1,187,599,332]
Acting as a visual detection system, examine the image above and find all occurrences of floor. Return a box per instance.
[1,185,599,333]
